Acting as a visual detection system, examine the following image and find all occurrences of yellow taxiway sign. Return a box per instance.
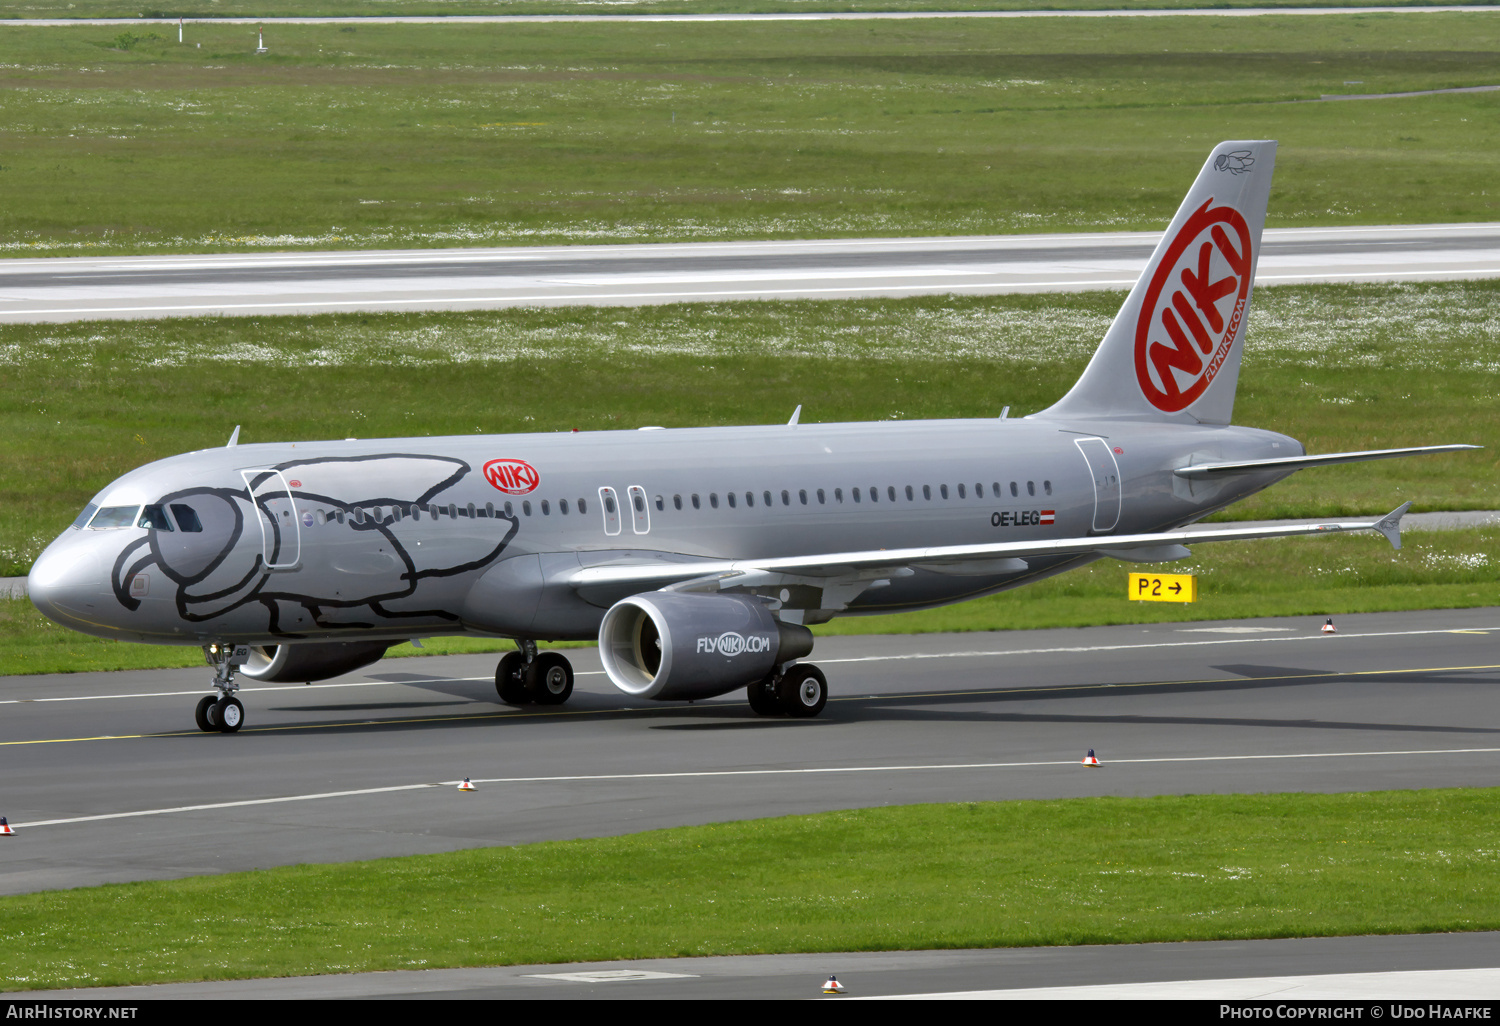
[1129,572,1197,603]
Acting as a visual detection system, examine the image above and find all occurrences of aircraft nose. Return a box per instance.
[28,537,106,625]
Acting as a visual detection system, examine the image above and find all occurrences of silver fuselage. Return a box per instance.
[27,415,1299,646]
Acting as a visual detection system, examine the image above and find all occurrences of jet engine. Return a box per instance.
[598,592,814,701]
[238,640,397,683]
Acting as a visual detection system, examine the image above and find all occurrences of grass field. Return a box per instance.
[10,2,1497,21]
[3,790,1498,990]
[2,14,1499,252]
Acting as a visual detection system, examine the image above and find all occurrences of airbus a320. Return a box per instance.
[27,140,1477,732]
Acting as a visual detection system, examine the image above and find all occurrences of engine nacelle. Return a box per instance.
[238,640,397,683]
[599,592,814,701]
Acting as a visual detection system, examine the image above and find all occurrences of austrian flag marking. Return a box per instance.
[1134,199,1254,413]
[1040,509,1055,525]
[483,458,540,495]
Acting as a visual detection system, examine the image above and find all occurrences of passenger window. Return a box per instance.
[137,505,173,531]
[560,499,569,515]
[816,489,825,504]
[1010,482,1019,497]
[799,489,807,505]
[604,494,616,514]
[905,485,913,501]
[765,490,774,507]
[975,483,983,497]
[888,486,897,502]
[1028,481,1036,496]
[541,499,551,515]
[578,498,588,515]
[727,492,737,509]
[633,493,645,513]
[335,510,346,525]
[467,503,476,518]
[523,501,532,516]
[692,494,701,510]
[170,503,203,533]
[940,485,949,500]
[315,509,327,526]
[71,503,99,530]
[504,501,514,517]
[1044,480,1052,495]
[958,483,967,499]
[710,493,719,509]
[781,490,790,506]
[655,495,664,512]
[992,482,1001,497]
[923,484,932,500]
[834,488,843,503]
[852,488,861,503]
[486,502,495,518]
[674,495,683,510]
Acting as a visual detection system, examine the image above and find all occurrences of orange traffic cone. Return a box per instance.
[1321,618,1337,635]
[1082,749,1101,767]
[458,777,477,791]
[0,817,13,836]
[822,975,845,994]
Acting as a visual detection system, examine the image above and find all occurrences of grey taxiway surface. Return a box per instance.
[5,606,1500,997]
[4,223,1500,322]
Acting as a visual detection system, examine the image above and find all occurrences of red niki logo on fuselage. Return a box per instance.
[483,458,539,495]
[1134,200,1253,413]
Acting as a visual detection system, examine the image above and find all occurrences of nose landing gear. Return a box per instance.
[196,643,248,733]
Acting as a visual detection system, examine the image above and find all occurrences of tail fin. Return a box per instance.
[1039,140,1277,425]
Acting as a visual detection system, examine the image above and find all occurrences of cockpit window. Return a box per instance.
[137,505,174,531]
[89,505,141,530]
[169,504,203,533]
[71,504,99,530]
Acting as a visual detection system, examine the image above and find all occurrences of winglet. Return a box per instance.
[227,425,240,448]
[788,405,802,426]
[1372,501,1412,550]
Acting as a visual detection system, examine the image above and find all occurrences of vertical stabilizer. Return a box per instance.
[1039,141,1277,425]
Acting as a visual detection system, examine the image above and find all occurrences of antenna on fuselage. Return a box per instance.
[788,405,802,426]
[1000,406,1010,420]
[226,425,240,448]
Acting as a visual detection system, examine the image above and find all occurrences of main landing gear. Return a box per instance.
[195,643,247,733]
[495,639,575,707]
[747,663,828,718]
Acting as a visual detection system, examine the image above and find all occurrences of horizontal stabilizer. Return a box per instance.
[1175,445,1481,479]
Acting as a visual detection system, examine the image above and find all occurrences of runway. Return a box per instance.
[5,606,1500,898]
[3,223,1499,322]
[6,606,1500,996]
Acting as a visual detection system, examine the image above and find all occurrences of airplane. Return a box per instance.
[26,140,1479,734]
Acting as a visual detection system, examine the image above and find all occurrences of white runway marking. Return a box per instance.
[15,745,1500,831]
[867,966,1500,1000]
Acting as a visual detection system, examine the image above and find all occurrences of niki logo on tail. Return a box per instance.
[1135,200,1253,413]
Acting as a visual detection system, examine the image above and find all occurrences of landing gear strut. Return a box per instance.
[748,663,828,718]
[197,643,248,733]
[495,640,574,707]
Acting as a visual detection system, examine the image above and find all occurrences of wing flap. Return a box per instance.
[567,504,1415,591]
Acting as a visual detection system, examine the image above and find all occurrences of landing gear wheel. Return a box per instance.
[747,676,780,716]
[195,695,219,732]
[776,664,828,718]
[527,652,574,706]
[213,696,244,733]
[495,651,529,705]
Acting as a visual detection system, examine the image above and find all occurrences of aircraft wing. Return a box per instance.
[567,502,1415,594]
[1174,445,1479,479]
